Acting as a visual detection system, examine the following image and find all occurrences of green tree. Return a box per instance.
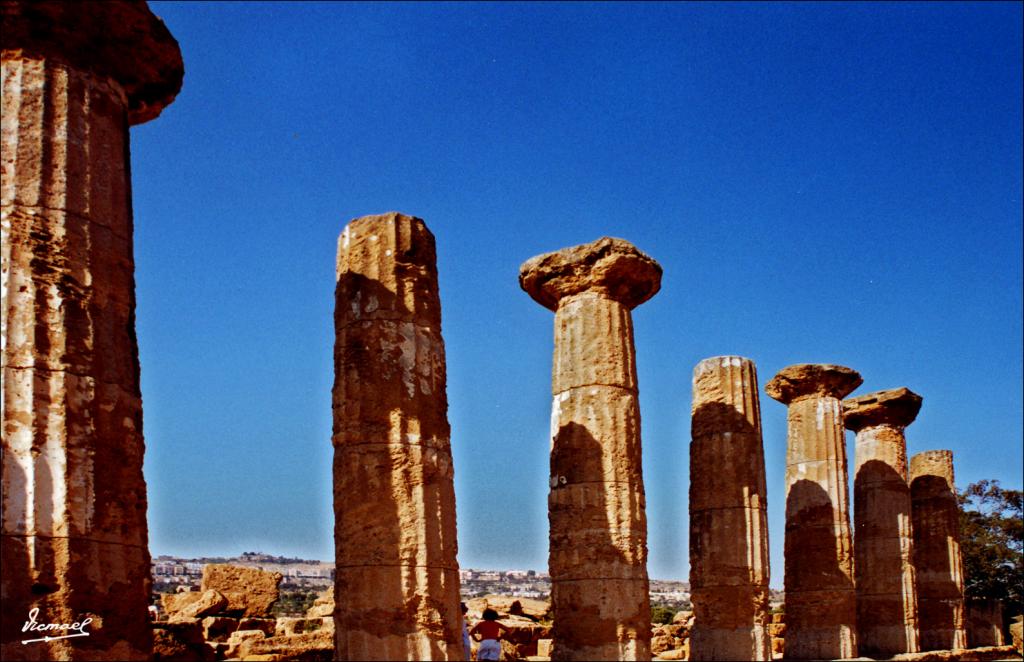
[958,479,1023,608]
[650,605,676,625]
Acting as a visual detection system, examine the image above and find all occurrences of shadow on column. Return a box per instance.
[334,270,454,661]
[0,457,33,660]
[690,401,770,661]
[784,479,855,660]
[911,474,960,652]
[854,459,913,657]
[550,421,645,660]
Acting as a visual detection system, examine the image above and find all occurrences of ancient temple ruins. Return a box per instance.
[845,388,923,658]
[332,212,462,660]
[519,237,660,661]
[910,450,968,652]
[1,1,182,660]
[689,357,771,661]
[766,364,861,660]
[1,3,1012,662]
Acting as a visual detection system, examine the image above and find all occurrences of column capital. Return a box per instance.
[518,236,661,311]
[765,363,862,404]
[843,387,922,431]
[1,0,183,124]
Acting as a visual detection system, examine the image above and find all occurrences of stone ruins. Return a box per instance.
[1,2,1018,662]
[845,388,922,658]
[519,237,661,661]
[689,357,770,661]
[766,364,861,660]
[153,563,335,660]
[910,450,968,652]
[1,1,182,660]
[332,212,462,660]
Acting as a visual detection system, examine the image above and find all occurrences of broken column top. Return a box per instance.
[910,450,954,483]
[518,236,662,311]
[0,0,184,124]
[764,363,862,404]
[842,387,923,431]
[336,211,436,274]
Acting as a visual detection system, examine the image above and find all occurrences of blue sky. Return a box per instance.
[132,2,1022,583]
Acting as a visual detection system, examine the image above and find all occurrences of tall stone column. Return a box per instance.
[520,237,660,661]
[910,450,967,651]
[765,364,861,660]
[1,2,182,661]
[689,356,771,661]
[333,212,462,661]
[844,388,922,657]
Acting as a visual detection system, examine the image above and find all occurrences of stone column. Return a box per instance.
[689,356,771,661]
[765,364,861,661]
[844,388,922,657]
[1,2,182,661]
[910,450,967,651]
[520,237,660,661]
[332,212,462,661]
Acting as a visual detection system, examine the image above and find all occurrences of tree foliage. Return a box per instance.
[650,605,676,625]
[958,479,1023,607]
[271,589,319,617]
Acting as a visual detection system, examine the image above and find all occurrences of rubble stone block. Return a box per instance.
[201,565,281,618]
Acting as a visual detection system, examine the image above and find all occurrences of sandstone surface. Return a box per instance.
[889,645,1018,661]
[689,356,771,661]
[910,451,967,651]
[163,591,204,618]
[333,212,462,660]
[202,615,240,641]
[519,236,661,311]
[174,589,228,621]
[766,363,861,660]
[234,629,334,661]
[305,591,333,619]
[520,237,660,661]
[201,565,282,618]
[466,595,551,622]
[965,599,1004,648]
[651,623,689,655]
[152,621,214,662]
[845,387,922,657]
[0,2,182,659]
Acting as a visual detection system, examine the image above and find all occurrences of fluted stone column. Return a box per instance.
[910,450,967,651]
[332,212,462,661]
[765,364,861,660]
[1,2,182,660]
[689,356,771,661]
[520,237,660,661]
[844,388,922,657]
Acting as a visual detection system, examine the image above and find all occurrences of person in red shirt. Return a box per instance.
[469,608,511,661]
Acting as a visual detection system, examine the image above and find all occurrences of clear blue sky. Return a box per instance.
[132,2,1022,583]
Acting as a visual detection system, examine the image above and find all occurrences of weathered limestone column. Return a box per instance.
[520,237,660,661]
[689,356,771,661]
[1,2,182,660]
[910,450,967,651]
[332,212,462,661]
[765,364,861,661]
[845,388,922,657]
